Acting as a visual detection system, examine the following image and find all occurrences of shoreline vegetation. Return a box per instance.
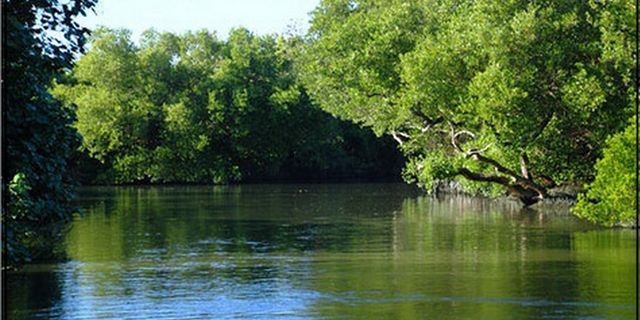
[53,28,405,186]
[3,0,637,267]
[297,0,635,224]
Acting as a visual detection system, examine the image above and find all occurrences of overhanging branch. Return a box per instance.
[447,122,548,201]
[390,130,411,145]
[458,168,511,185]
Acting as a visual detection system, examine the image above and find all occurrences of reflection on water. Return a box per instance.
[6,184,636,319]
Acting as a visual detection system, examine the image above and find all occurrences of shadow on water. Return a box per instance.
[5,184,636,319]
[5,268,64,320]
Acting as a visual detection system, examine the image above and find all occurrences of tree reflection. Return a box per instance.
[6,186,634,319]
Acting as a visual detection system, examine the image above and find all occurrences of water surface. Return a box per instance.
[6,184,636,319]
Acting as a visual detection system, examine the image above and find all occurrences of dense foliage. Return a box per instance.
[2,0,97,266]
[574,119,638,226]
[300,0,635,205]
[53,28,402,184]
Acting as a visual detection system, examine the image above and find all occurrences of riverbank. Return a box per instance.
[433,179,639,228]
[433,180,582,201]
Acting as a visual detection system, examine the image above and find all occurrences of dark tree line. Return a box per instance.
[2,0,98,265]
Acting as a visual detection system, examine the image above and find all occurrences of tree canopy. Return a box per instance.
[300,0,635,205]
[3,0,98,265]
[53,27,403,184]
[574,119,638,226]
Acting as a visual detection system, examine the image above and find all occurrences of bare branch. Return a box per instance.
[454,130,476,139]
[391,134,403,145]
[474,143,493,154]
[520,153,530,180]
[396,131,411,138]
[409,124,436,133]
[446,122,548,202]
[390,130,411,145]
[466,149,548,198]
[448,122,480,154]
[448,122,464,152]
[458,168,511,185]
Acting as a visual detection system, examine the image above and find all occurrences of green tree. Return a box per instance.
[574,119,638,226]
[2,0,98,266]
[300,0,635,205]
[54,28,157,183]
[142,29,227,182]
[54,27,402,184]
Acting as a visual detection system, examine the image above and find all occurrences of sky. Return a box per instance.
[78,0,321,41]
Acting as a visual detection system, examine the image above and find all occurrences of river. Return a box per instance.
[5,184,636,319]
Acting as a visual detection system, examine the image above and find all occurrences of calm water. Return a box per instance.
[6,184,637,319]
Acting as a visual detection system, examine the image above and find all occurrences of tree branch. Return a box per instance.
[390,130,411,145]
[454,130,476,140]
[529,111,554,141]
[520,153,530,180]
[410,108,443,128]
[458,168,511,185]
[468,153,519,181]
[448,122,464,153]
[459,167,546,206]
[446,122,548,201]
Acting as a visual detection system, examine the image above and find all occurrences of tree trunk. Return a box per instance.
[459,167,547,206]
[507,184,544,206]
